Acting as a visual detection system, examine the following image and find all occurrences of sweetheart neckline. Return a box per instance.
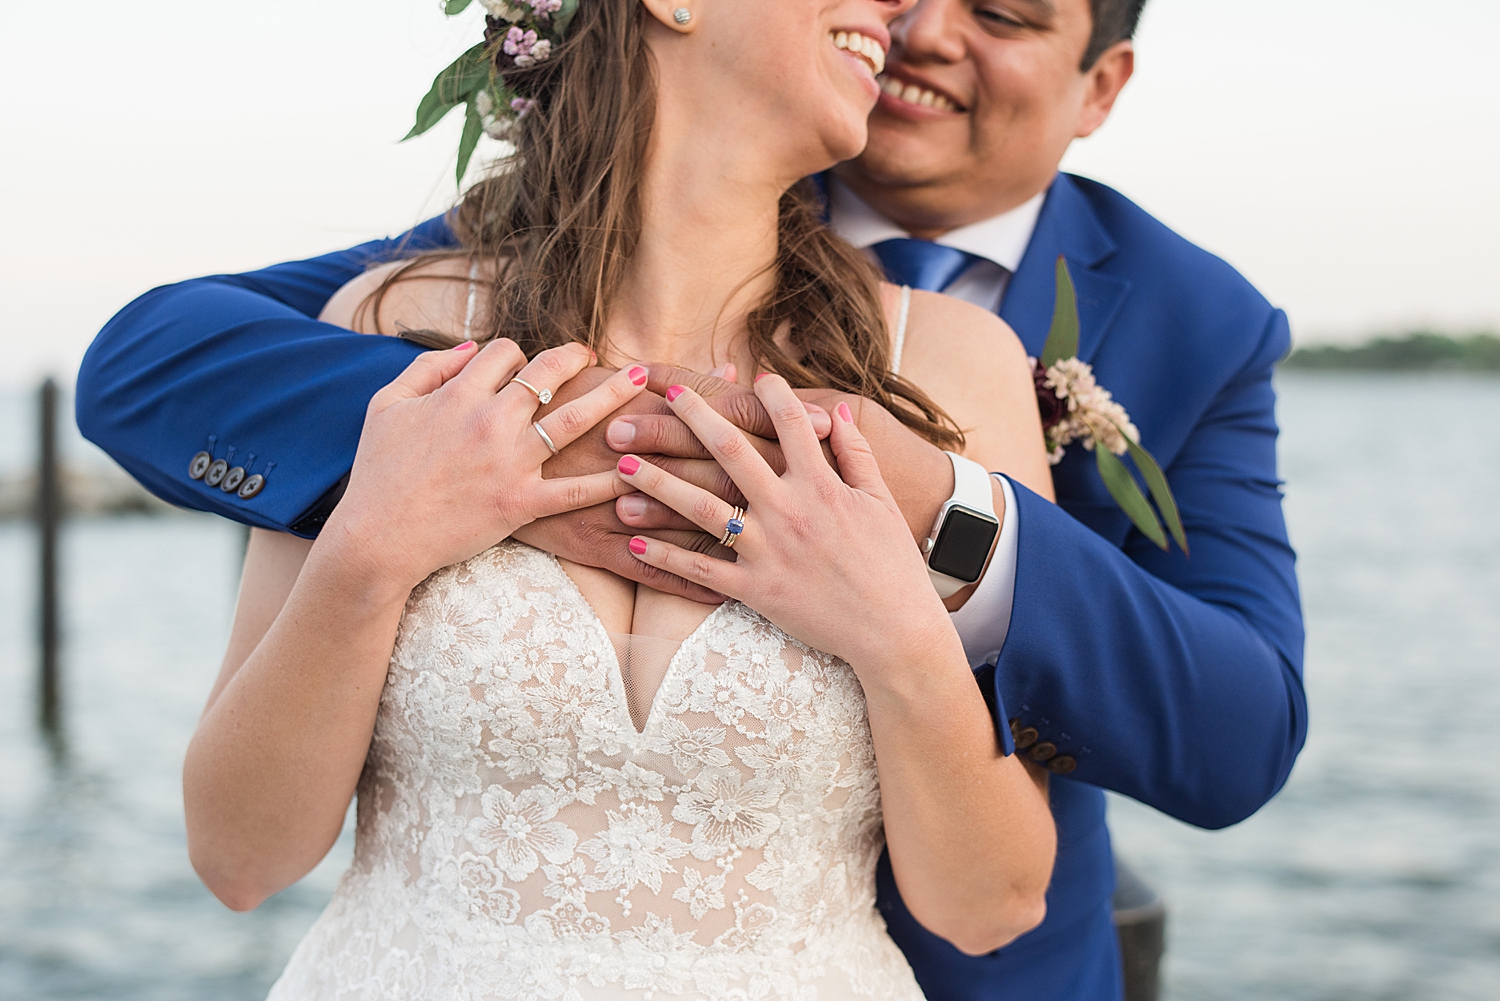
[533,546,739,736]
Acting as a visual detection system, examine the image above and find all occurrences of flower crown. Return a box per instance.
[406,0,581,182]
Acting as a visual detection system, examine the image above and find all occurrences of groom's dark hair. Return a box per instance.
[1083,0,1148,70]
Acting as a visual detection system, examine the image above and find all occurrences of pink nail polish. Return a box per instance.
[628,366,648,386]
[755,373,771,384]
[666,385,686,403]
[455,340,476,351]
[629,537,649,556]
[837,402,853,423]
[617,456,641,476]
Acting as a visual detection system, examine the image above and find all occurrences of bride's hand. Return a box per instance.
[615,375,954,675]
[322,339,648,593]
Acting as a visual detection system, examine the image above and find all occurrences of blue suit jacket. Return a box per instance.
[76,173,1305,1000]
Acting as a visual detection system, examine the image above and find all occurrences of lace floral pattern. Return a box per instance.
[268,543,925,1001]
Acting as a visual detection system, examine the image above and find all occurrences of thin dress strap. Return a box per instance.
[891,284,912,376]
[462,258,481,341]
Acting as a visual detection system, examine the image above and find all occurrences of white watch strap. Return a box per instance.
[927,452,998,597]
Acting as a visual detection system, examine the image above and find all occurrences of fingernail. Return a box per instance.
[837,402,853,423]
[628,366,648,386]
[606,419,636,448]
[755,373,771,384]
[617,455,641,476]
[666,385,686,403]
[455,340,476,351]
[618,494,648,519]
[629,537,649,556]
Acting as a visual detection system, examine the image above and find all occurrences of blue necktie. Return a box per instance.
[871,238,980,292]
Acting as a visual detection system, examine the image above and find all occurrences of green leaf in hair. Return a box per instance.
[404,43,491,142]
[457,92,484,185]
[555,0,581,36]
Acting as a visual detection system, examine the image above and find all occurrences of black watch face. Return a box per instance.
[929,507,1000,583]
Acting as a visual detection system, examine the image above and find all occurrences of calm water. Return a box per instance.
[1,374,1497,999]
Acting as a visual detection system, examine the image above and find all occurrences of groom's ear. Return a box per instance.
[639,0,699,34]
[1074,39,1135,139]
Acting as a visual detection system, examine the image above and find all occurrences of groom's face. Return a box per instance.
[836,0,1134,236]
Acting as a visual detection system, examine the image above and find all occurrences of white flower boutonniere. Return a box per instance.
[1033,257,1189,555]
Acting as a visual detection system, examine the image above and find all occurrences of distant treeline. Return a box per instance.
[1284,332,1500,372]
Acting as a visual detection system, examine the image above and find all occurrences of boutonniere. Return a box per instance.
[1033,257,1188,555]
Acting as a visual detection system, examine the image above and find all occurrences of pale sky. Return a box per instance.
[1,0,1497,386]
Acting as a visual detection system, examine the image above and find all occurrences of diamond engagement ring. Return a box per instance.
[720,507,746,548]
[511,377,553,405]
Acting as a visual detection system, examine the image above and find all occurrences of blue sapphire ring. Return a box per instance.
[720,507,746,548]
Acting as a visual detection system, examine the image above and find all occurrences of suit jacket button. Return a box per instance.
[189,451,212,480]
[1047,755,1077,774]
[1027,742,1057,763]
[237,474,266,499]
[1014,727,1039,750]
[204,459,229,487]
[221,466,246,493]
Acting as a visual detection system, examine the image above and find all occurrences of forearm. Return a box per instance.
[857,630,1055,955]
[76,218,452,531]
[997,482,1305,826]
[183,532,412,910]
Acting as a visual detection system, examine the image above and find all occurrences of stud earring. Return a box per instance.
[673,7,692,25]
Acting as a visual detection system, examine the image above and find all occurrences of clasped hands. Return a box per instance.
[326,340,958,627]
[514,359,956,605]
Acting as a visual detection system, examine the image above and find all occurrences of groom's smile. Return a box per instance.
[836,0,1134,238]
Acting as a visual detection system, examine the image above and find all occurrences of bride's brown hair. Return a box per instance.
[374,0,962,449]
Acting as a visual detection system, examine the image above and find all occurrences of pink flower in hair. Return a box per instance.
[503,26,539,57]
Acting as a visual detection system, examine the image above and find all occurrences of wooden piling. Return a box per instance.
[38,377,61,735]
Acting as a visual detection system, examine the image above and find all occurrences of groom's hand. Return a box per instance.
[616,366,952,542]
[513,367,744,603]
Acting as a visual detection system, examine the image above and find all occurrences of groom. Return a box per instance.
[76,0,1304,998]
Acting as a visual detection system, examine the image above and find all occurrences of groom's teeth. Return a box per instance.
[831,30,885,75]
[877,74,957,112]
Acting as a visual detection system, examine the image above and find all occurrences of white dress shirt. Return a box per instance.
[826,177,1046,669]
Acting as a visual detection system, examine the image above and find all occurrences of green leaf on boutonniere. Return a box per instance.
[456,91,484,185]
[1095,443,1168,550]
[444,0,474,14]
[405,43,490,141]
[1041,255,1079,368]
[556,0,581,36]
[1121,432,1189,555]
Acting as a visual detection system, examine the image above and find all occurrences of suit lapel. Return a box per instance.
[1000,174,1132,363]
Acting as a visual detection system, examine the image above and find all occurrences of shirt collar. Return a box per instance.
[826,175,1046,274]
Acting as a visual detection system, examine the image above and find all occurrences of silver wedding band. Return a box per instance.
[511,377,553,405]
[533,422,560,456]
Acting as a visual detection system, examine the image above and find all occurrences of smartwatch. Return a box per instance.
[923,452,1001,598]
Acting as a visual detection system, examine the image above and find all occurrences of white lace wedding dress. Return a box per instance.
[267,542,926,1001]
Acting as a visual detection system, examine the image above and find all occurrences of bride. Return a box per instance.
[184,0,1058,997]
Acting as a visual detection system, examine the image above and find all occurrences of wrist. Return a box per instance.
[848,606,968,703]
[889,438,953,541]
[307,514,424,607]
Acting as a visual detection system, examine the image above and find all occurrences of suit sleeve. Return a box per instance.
[991,309,1306,830]
[75,217,457,535]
